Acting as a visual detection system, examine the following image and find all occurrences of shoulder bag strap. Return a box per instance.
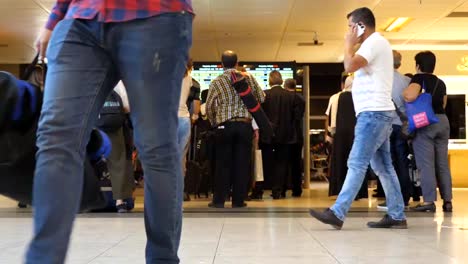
[431,78,440,96]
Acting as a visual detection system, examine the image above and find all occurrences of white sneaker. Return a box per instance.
[377,202,388,211]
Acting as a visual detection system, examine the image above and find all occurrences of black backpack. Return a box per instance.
[96,91,125,133]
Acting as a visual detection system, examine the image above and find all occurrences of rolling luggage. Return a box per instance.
[184,120,214,198]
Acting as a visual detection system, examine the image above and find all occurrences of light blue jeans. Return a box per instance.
[331,111,406,221]
[26,13,192,264]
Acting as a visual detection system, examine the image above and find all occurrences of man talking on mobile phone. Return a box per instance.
[27,1,193,263]
[309,7,407,230]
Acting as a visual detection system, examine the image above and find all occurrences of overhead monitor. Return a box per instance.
[191,64,224,92]
[192,62,296,91]
[240,62,295,90]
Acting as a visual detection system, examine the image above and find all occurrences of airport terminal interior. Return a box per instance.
[2,0,468,263]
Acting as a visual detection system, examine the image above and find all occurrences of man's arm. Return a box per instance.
[294,94,305,121]
[46,0,72,31]
[206,83,217,125]
[192,100,201,123]
[190,83,201,122]
[343,25,368,73]
[344,51,368,73]
[37,1,72,58]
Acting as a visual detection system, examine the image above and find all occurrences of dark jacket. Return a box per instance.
[292,93,305,144]
[261,86,299,144]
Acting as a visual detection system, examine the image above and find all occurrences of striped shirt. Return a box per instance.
[46,0,193,30]
[206,69,265,127]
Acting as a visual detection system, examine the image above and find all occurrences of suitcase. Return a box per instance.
[184,121,213,198]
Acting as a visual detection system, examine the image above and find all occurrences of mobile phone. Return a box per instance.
[356,23,365,37]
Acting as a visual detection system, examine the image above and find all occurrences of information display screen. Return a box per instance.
[192,62,296,91]
[242,63,295,90]
[191,64,224,92]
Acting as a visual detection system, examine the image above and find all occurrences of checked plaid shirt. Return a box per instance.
[46,0,193,30]
[206,69,265,127]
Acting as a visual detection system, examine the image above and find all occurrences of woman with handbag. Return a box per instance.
[403,51,453,213]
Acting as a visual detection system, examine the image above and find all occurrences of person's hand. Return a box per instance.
[191,114,199,124]
[254,129,259,141]
[35,28,53,59]
[345,24,360,49]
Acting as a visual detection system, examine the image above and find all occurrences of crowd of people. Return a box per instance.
[0,0,456,262]
[174,51,306,208]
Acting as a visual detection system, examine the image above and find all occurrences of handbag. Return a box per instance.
[405,78,440,133]
[254,149,264,182]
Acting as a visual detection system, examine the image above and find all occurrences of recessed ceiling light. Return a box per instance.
[384,17,412,32]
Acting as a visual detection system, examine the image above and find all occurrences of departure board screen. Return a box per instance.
[192,62,296,91]
[191,64,224,92]
[243,64,295,90]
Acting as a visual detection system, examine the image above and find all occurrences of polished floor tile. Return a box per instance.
[1,186,468,263]
[213,256,339,264]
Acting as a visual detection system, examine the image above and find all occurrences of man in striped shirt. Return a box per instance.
[28,1,193,263]
[206,50,265,208]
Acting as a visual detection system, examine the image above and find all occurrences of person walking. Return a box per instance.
[309,7,407,230]
[27,1,193,263]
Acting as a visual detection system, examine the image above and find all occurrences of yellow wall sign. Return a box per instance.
[457,56,468,72]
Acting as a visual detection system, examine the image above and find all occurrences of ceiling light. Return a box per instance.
[384,17,412,32]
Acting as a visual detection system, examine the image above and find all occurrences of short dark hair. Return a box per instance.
[284,78,296,90]
[404,73,414,79]
[184,58,193,77]
[221,50,238,69]
[393,50,402,69]
[269,70,283,86]
[415,51,436,73]
[347,7,376,28]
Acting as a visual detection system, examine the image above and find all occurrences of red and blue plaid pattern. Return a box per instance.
[46,0,193,30]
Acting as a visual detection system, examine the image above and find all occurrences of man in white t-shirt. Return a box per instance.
[310,7,407,230]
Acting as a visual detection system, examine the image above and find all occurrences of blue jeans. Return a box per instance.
[177,117,191,174]
[26,13,192,264]
[331,111,406,221]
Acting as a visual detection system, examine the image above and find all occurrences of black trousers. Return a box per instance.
[289,142,303,196]
[213,122,253,206]
[255,143,290,197]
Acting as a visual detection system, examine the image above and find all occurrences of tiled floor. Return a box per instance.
[0,185,467,264]
[0,212,466,263]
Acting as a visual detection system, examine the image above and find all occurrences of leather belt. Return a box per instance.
[227,117,252,124]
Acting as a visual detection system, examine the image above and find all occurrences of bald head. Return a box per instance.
[393,50,402,70]
[221,50,238,69]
